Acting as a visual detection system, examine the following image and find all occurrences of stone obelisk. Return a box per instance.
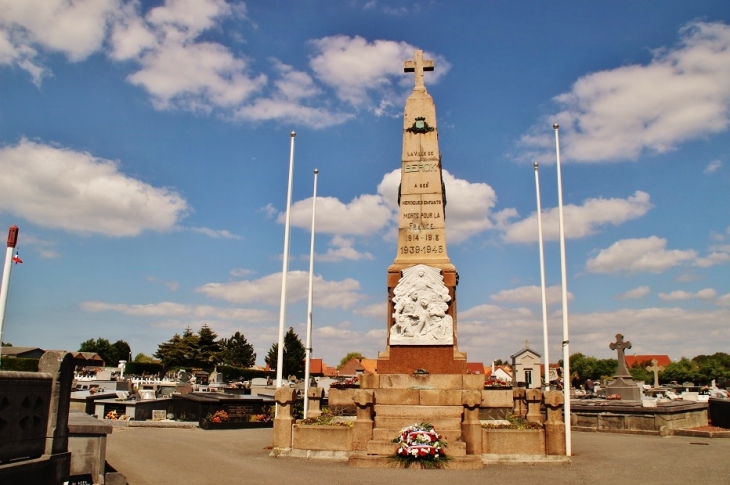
[378,50,466,374]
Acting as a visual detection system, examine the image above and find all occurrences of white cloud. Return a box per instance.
[309,35,450,112]
[189,227,242,239]
[695,251,730,268]
[718,293,730,306]
[0,0,119,61]
[286,194,393,236]
[658,288,717,301]
[234,60,354,128]
[491,285,572,305]
[587,236,697,274]
[615,286,651,300]
[458,303,730,363]
[317,236,374,263]
[441,172,496,244]
[235,98,353,128]
[230,268,254,277]
[587,236,730,274]
[128,40,266,111]
[704,160,722,174]
[81,300,274,322]
[195,270,366,308]
[0,139,188,236]
[18,232,60,259]
[283,168,497,245]
[354,302,386,319]
[501,191,652,243]
[1,1,451,128]
[519,21,730,164]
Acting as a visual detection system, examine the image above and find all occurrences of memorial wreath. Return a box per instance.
[390,422,450,468]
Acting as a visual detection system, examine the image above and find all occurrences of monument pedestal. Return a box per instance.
[605,377,642,401]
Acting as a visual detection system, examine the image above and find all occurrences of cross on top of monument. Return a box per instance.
[404,50,434,90]
[609,333,632,378]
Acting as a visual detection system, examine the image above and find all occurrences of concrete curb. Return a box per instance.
[482,454,571,465]
[104,419,199,429]
[671,429,730,439]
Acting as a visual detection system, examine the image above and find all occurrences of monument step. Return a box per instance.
[374,416,462,431]
[372,427,462,442]
[348,453,483,469]
[365,439,466,457]
[373,404,463,419]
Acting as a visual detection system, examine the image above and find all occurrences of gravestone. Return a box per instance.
[646,359,664,388]
[604,334,641,400]
[377,50,467,374]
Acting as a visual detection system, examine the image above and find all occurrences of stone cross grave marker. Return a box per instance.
[646,359,664,388]
[609,333,632,378]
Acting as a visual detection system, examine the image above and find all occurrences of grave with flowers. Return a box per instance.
[271,50,568,468]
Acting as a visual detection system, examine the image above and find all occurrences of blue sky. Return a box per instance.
[1,0,729,367]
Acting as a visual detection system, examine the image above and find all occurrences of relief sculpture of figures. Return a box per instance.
[390,264,453,346]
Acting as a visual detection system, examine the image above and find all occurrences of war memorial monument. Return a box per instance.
[271,50,567,468]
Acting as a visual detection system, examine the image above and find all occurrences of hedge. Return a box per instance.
[1,357,40,372]
[125,362,164,376]
[217,365,271,381]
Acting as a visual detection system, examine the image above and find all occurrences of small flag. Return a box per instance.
[12,251,22,264]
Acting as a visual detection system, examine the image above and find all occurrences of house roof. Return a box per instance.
[625,354,671,368]
[322,364,338,377]
[510,347,541,360]
[338,357,377,376]
[310,358,324,374]
[0,346,44,357]
[466,362,485,375]
[485,365,513,379]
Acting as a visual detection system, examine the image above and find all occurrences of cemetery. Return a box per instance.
[1,38,729,483]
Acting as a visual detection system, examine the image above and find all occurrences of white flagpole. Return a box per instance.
[303,168,318,418]
[0,225,19,365]
[554,123,571,456]
[276,132,296,389]
[534,163,550,391]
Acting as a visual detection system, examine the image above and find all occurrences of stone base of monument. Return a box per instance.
[570,399,708,435]
[604,377,643,401]
[272,376,569,468]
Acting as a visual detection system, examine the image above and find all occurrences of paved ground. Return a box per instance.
[106,428,730,484]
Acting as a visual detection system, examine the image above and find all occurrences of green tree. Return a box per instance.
[110,340,132,366]
[220,331,256,368]
[629,362,653,384]
[569,353,617,381]
[79,338,131,366]
[692,352,730,383]
[79,338,113,365]
[197,324,221,367]
[338,352,365,369]
[154,327,200,374]
[661,357,702,384]
[265,327,306,378]
[133,353,156,363]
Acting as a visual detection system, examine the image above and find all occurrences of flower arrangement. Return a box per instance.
[484,378,511,388]
[206,410,229,423]
[105,410,130,421]
[481,414,542,430]
[390,423,449,468]
[330,377,360,389]
[607,394,622,400]
[300,412,353,427]
[251,406,273,423]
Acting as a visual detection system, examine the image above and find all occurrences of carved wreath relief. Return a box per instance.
[390,264,453,346]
